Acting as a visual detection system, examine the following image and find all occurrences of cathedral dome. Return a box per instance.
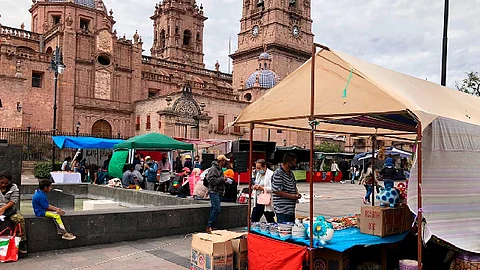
[245,70,278,89]
[49,0,96,9]
[258,52,270,60]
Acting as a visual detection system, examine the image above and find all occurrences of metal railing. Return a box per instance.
[0,127,126,161]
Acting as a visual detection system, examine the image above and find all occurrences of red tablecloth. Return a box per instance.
[248,233,308,270]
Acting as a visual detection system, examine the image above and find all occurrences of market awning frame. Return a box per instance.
[237,43,433,269]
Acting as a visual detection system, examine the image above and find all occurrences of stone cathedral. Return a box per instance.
[0,0,315,147]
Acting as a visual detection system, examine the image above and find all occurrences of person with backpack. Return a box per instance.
[144,156,159,191]
[380,156,397,189]
[205,155,229,233]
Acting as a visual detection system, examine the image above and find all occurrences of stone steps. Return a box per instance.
[22,161,39,175]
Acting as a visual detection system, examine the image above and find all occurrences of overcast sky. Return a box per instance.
[1,0,479,87]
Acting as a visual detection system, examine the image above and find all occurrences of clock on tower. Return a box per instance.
[231,0,314,90]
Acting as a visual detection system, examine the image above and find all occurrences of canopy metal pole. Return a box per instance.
[309,43,317,270]
[247,123,254,232]
[417,122,423,269]
[371,135,376,206]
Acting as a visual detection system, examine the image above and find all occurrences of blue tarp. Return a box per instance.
[53,136,125,149]
[252,227,409,253]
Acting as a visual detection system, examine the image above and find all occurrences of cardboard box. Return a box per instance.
[191,231,246,270]
[215,231,247,270]
[360,205,412,237]
[303,248,350,270]
[232,238,247,270]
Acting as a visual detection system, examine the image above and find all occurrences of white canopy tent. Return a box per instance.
[233,45,480,267]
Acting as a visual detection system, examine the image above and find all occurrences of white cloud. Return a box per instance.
[1,0,479,87]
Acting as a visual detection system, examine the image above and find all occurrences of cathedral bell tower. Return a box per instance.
[231,0,314,90]
[150,0,207,68]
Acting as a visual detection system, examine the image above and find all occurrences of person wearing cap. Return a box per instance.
[169,167,191,196]
[144,156,159,191]
[184,155,193,172]
[205,155,230,233]
[122,164,138,189]
[222,169,238,202]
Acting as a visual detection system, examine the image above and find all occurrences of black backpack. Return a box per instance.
[203,176,209,188]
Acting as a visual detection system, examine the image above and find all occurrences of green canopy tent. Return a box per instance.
[108,133,194,178]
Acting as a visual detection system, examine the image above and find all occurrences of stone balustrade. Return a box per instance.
[0,25,41,41]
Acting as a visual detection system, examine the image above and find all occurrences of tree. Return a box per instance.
[315,142,341,153]
[456,71,480,96]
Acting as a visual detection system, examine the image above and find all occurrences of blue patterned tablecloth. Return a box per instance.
[251,227,410,252]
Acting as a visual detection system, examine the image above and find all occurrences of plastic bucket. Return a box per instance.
[399,259,418,270]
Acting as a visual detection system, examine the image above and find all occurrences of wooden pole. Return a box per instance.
[417,122,423,269]
[309,43,317,270]
[247,123,254,232]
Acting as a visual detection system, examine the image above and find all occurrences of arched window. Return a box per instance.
[183,30,192,46]
[264,63,268,69]
[46,47,53,55]
[160,30,166,48]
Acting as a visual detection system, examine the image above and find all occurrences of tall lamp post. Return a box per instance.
[49,46,65,169]
[75,121,81,137]
[441,0,449,86]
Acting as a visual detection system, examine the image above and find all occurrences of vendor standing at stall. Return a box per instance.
[271,153,301,223]
[251,159,275,223]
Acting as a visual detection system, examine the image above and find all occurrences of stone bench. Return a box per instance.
[23,203,247,253]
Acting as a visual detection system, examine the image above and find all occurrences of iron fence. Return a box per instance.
[0,127,126,161]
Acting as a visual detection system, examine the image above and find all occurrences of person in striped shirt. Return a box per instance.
[271,153,301,223]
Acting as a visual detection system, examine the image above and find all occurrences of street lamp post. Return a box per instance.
[441,0,449,86]
[49,46,65,170]
[75,121,81,137]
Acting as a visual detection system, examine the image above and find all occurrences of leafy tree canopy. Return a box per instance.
[456,71,480,96]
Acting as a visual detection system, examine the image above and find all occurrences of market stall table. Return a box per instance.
[50,172,82,184]
[248,228,410,269]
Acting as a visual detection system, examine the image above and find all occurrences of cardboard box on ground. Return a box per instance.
[191,230,247,270]
[359,205,413,237]
[303,249,350,270]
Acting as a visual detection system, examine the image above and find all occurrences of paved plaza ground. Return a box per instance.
[9,180,370,270]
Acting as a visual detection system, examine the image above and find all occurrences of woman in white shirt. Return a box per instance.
[251,159,275,223]
[61,156,72,171]
[330,160,339,183]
